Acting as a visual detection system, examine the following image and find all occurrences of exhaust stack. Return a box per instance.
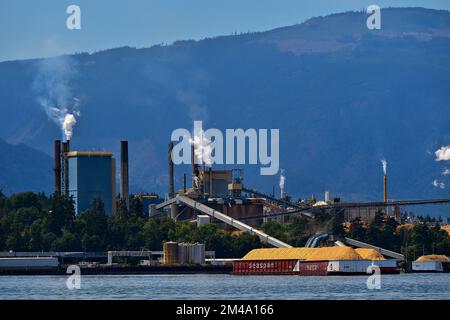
[53,140,61,194]
[169,142,174,198]
[191,144,198,178]
[120,140,130,210]
[384,175,387,203]
[61,141,70,196]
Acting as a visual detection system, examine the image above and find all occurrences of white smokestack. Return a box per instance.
[381,159,387,176]
[279,169,285,199]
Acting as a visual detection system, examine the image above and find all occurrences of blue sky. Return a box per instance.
[1,0,450,62]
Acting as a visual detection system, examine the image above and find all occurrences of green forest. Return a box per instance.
[0,192,261,258]
[0,191,449,260]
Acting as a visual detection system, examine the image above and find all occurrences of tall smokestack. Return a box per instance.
[209,167,213,195]
[191,143,196,175]
[61,141,70,196]
[384,175,387,203]
[191,143,199,188]
[183,173,186,194]
[169,142,174,197]
[120,141,130,210]
[53,140,61,194]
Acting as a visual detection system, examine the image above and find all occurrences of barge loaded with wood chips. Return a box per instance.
[233,247,399,275]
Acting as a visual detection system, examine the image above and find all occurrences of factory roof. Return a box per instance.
[66,151,113,157]
[416,255,450,262]
[355,248,385,260]
[241,246,365,261]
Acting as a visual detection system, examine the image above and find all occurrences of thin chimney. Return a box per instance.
[61,141,70,196]
[169,142,174,197]
[53,140,61,194]
[120,140,130,210]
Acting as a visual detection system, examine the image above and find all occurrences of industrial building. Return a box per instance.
[67,151,116,214]
[54,139,132,215]
[48,137,449,275]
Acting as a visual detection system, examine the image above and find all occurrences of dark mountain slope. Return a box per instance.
[0,138,52,194]
[0,7,450,214]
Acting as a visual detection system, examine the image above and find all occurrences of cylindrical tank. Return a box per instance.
[163,241,178,265]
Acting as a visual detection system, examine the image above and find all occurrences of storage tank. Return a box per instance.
[176,243,206,265]
[194,243,206,265]
[163,241,178,265]
[177,243,189,264]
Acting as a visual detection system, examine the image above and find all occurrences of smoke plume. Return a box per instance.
[435,146,450,161]
[381,159,387,175]
[63,113,77,141]
[432,179,445,189]
[32,56,80,141]
[279,169,286,190]
[443,168,450,176]
[189,129,212,166]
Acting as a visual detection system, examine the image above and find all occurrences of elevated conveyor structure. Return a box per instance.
[343,237,404,260]
[157,195,292,248]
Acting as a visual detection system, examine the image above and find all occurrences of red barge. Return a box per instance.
[233,247,399,276]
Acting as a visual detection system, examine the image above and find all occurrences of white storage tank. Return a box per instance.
[177,243,206,265]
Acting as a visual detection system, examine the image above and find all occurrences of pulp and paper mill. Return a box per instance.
[46,138,450,276]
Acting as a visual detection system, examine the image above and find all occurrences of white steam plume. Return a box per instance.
[189,129,212,166]
[435,146,450,161]
[32,56,80,141]
[381,159,387,175]
[442,168,450,176]
[63,113,77,141]
[279,169,286,198]
[432,179,445,189]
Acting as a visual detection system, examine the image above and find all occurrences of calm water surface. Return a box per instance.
[0,273,449,300]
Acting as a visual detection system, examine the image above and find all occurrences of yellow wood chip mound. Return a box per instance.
[355,248,385,260]
[441,225,450,236]
[241,246,364,261]
[416,255,450,262]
